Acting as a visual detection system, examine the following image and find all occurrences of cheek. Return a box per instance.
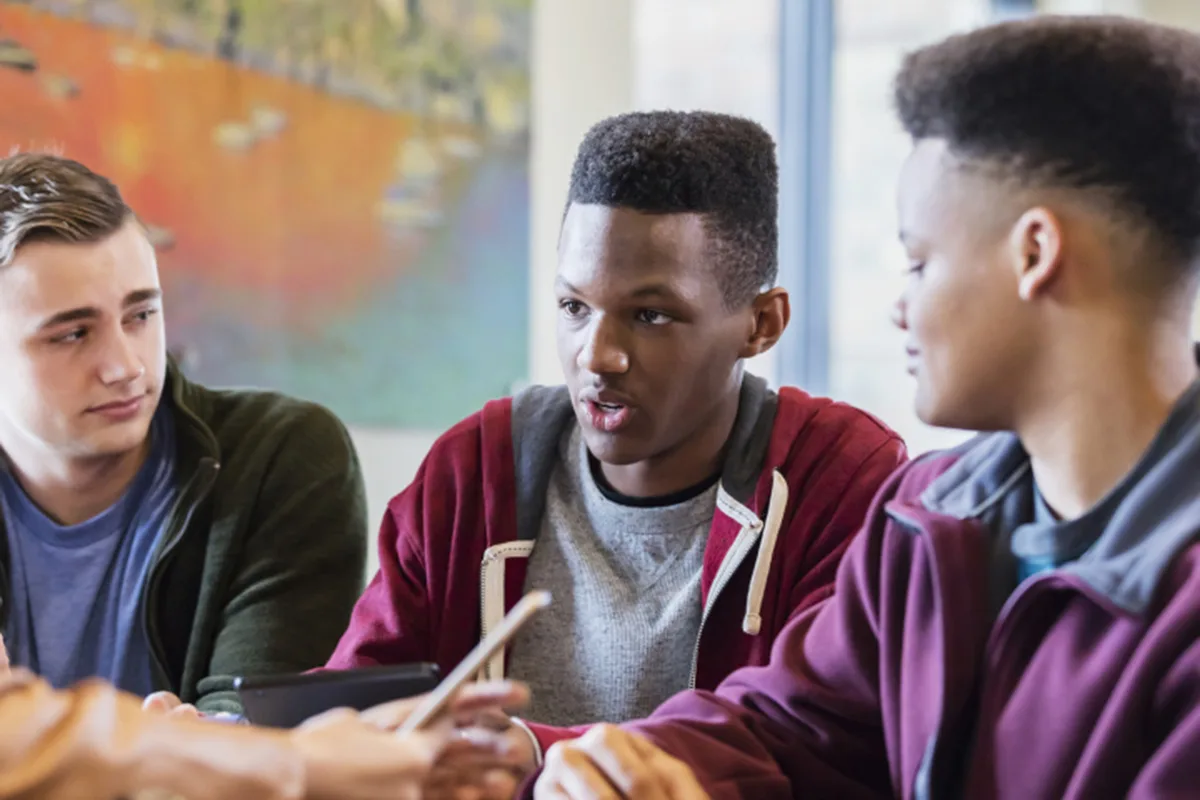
[645,335,738,402]
[555,323,579,372]
[0,349,72,425]
[142,322,168,366]
[908,268,964,351]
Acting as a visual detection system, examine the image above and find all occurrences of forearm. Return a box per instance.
[0,673,304,800]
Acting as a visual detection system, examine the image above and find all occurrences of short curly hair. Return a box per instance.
[0,152,130,268]
[894,15,1200,273]
[566,110,778,306]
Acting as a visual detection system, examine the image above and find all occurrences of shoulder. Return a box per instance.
[771,387,907,476]
[419,384,573,471]
[183,382,355,457]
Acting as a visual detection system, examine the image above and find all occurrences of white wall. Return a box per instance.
[349,0,635,577]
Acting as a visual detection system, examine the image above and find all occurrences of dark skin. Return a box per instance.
[556,203,790,498]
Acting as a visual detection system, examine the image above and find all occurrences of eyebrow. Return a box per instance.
[37,288,162,331]
[555,277,682,301]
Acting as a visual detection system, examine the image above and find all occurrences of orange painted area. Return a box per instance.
[0,5,435,311]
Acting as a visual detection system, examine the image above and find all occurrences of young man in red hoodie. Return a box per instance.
[536,16,1200,800]
[326,111,906,786]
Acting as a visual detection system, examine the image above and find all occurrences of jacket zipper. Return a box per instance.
[887,507,957,800]
[896,502,1064,800]
[142,457,220,692]
[687,520,763,689]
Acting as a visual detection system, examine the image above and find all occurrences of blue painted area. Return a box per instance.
[166,149,529,429]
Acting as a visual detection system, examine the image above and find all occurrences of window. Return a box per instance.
[827,0,991,454]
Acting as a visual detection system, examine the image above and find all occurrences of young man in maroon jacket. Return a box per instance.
[536,16,1200,800]
[326,110,906,787]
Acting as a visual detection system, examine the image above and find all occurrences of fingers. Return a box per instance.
[361,680,527,733]
[478,767,521,800]
[168,703,201,719]
[142,692,204,722]
[627,736,707,799]
[579,726,664,799]
[296,706,358,730]
[447,681,530,728]
[143,691,183,714]
[0,634,9,677]
[358,695,420,729]
[552,742,625,800]
[539,731,627,800]
[423,762,521,800]
[537,727,703,800]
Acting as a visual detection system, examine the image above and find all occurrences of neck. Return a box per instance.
[1018,321,1197,519]
[599,379,742,499]
[2,439,149,526]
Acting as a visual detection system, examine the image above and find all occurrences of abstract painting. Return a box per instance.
[0,0,530,427]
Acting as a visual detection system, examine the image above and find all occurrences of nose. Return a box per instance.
[891,289,909,332]
[97,328,145,386]
[577,315,630,376]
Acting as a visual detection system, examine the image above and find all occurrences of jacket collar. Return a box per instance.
[918,372,1200,616]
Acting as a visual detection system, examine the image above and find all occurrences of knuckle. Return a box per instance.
[544,741,568,766]
[587,723,619,746]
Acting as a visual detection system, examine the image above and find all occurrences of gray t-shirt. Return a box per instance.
[507,425,717,727]
[1,407,177,694]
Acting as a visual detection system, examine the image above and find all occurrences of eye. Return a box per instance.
[906,261,926,276]
[51,327,87,345]
[128,308,159,325]
[559,299,586,317]
[635,309,671,325]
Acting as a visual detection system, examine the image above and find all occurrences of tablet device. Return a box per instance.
[234,663,441,729]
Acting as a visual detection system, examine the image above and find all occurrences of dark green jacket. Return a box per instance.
[0,364,368,714]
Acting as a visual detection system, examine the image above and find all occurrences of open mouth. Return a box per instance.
[582,399,633,434]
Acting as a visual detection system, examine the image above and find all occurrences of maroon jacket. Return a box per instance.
[627,385,1200,799]
[327,376,905,753]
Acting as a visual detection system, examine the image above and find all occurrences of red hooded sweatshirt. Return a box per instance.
[327,375,906,754]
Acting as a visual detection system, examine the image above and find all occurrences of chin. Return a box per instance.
[915,391,1006,433]
[913,388,962,431]
[80,420,153,459]
[579,428,647,467]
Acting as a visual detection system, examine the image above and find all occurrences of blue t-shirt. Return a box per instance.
[1,407,177,694]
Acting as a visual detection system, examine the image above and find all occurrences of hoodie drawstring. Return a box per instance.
[742,470,788,635]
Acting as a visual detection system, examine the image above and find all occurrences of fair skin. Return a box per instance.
[1,633,529,800]
[0,219,197,715]
[532,139,1200,797]
[0,218,166,526]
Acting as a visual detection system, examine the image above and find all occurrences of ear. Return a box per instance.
[1010,207,1065,302]
[739,288,791,359]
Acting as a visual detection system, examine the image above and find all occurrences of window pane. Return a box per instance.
[829,0,990,454]
[632,0,780,383]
